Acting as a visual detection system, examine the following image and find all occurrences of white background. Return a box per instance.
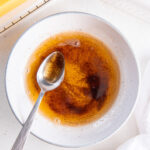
[0,0,150,149]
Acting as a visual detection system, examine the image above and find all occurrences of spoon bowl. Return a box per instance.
[37,51,65,92]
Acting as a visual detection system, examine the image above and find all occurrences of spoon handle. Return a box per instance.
[11,91,45,150]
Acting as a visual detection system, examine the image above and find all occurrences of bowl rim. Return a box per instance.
[5,11,140,148]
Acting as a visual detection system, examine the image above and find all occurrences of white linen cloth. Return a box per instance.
[117,62,150,150]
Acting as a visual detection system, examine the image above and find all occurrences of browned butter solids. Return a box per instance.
[25,32,120,126]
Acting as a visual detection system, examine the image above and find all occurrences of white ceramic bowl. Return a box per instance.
[6,12,139,147]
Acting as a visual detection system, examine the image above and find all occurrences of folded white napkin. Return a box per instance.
[117,134,150,150]
[117,62,150,150]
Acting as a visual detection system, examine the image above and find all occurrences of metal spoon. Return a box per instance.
[11,51,65,150]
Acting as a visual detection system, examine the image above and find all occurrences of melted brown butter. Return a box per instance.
[25,32,120,126]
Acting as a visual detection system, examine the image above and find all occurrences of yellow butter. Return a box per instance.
[0,0,27,17]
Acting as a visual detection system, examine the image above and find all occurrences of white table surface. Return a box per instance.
[0,0,150,149]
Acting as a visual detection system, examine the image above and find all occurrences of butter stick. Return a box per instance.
[0,0,27,17]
